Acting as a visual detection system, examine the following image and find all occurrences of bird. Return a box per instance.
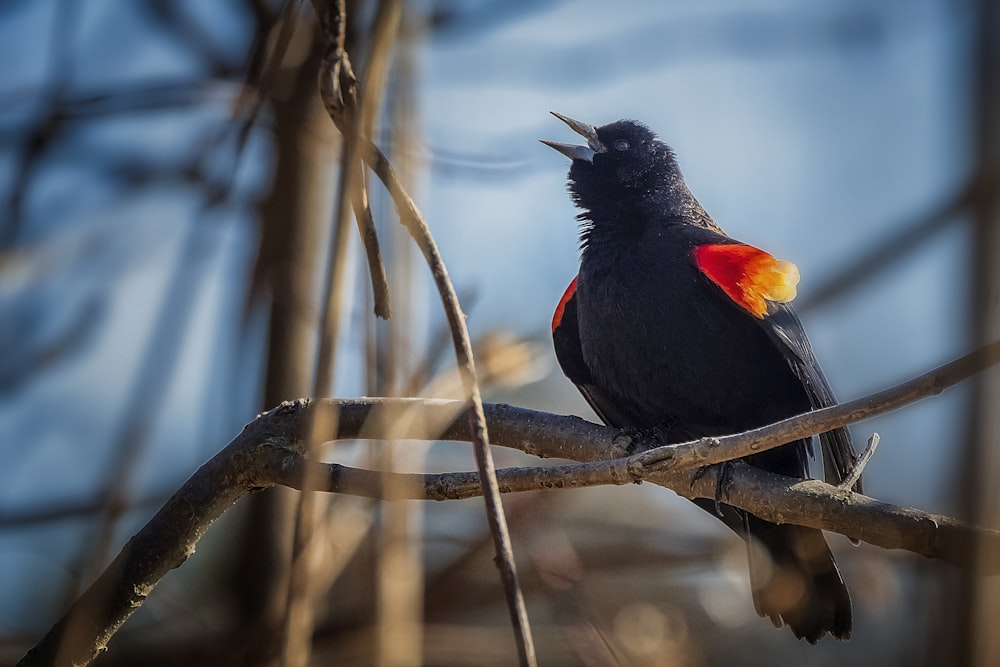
[542,113,860,642]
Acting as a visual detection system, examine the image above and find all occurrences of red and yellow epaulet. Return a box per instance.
[692,243,799,318]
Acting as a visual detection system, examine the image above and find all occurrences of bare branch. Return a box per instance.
[324,31,538,667]
[838,432,878,492]
[310,0,536,658]
[632,337,1000,472]
[20,339,1000,666]
[265,449,999,572]
[350,177,392,319]
[18,402,309,667]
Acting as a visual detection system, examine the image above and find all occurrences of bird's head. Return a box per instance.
[542,113,684,222]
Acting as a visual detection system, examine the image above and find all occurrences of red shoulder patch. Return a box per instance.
[692,243,799,318]
[552,276,578,332]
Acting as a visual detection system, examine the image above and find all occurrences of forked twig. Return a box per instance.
[838,433,878,492]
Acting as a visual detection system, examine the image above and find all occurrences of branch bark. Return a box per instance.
[268,449,995,571]
[19,339,1000,666]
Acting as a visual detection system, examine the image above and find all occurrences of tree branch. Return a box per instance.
[266,450,998,571]
[313,1,537,663]
[19,339,1000,666]
[632,336,1000,472]
[345,80,538,667]
[307,2,536,665]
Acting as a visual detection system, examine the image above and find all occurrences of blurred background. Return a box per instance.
[0,0,996,665]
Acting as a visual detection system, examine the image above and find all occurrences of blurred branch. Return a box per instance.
[280,2,400,665]
[65,0,287,591]
[960,0,1000,662]
[310,1,535,664]
[19,338,1000,667]
[310,0,392,319]
[0,490,171,529]
[798,183,974,312]
[238,4,331,653]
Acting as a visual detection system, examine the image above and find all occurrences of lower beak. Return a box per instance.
[540,140,597,163]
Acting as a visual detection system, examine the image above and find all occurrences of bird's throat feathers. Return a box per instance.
[575,196,716,253]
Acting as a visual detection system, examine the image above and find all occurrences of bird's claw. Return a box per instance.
[619,424,673,456]
[692,462,736,518]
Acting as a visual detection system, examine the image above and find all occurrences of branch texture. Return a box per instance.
[19,339,1000,666]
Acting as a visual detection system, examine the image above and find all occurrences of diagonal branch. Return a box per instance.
[266,451,1000,572]
[19,340,1000,666]
[632,336,1000,472]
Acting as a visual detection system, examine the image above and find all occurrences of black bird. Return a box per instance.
[543,113,860,642]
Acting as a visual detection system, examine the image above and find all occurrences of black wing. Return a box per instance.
[763,304,861,492]
[552,280,639,429]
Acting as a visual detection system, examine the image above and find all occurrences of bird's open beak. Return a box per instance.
[541,112,606,163]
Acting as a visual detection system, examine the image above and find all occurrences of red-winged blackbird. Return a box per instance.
[543,113,860,642]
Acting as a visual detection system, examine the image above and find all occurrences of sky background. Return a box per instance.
[0,0,981,661]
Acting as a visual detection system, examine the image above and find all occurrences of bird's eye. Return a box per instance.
[614,139,630,151]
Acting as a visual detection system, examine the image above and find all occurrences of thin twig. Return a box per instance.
[311,0,392,320]
[354,136,536,665]
[838,432,878,492]
[304,0,536,666]
[351,173,392,318]
[310,5,537,661]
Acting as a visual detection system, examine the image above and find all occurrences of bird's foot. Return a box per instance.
[691,461,736,518]
[618,424,674,456]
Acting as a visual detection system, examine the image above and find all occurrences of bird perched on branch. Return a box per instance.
[543,113,861,642]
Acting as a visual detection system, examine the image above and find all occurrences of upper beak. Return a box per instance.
[540,112,606,163]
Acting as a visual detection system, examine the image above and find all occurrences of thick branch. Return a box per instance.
[20,339,1000,666]
[266,450,999,571]
[18,402,310,667]
[322,336,1000,472]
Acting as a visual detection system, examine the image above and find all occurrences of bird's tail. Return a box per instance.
[745,516,852,643]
